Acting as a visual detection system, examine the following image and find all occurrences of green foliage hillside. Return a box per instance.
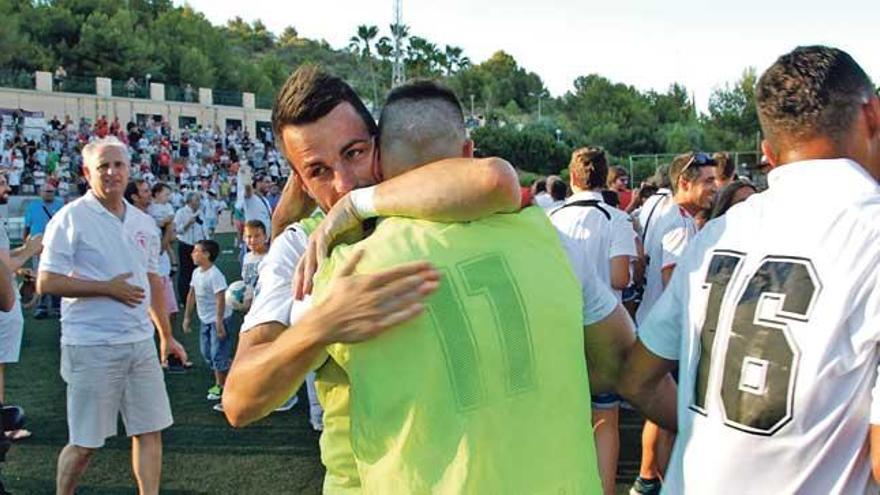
[3,0,825,173]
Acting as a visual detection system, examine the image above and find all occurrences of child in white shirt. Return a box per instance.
[183,240,232,409]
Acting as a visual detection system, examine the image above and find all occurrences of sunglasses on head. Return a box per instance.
[681,152,716,176]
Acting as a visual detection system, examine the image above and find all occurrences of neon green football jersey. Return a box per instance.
[297,213,362,494]
[312,207,600,494]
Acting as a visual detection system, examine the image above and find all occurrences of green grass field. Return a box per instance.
[2,233,643,494]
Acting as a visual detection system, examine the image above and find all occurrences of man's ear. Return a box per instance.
[761,140,780,168]
[462,139,475,158]
[864,97,880,140]
[371,140,384,183]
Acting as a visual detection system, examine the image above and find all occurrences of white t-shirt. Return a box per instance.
[639,159,880,494]
[41,193,160,346]
[242,226,309,332]
[241,251,266,290]
[533,192,552,210]
[550,191,638,301]
[635,189,696,325]
[190,264,232,323]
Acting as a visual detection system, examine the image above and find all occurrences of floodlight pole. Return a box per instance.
[392,0,406,87]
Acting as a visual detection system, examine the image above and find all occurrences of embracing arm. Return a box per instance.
[373,157,521,221]
[583,304,637,394]
[618,339,678,432]
[224,252,439,427]
[224,320,327,427]
[271,173,316,240]
[294,157,521,297]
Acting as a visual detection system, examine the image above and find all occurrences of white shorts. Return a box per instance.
[60,338,173,448]
[0,299,24,364]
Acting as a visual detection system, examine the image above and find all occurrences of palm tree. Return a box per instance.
[349,24,380,113]
[407,36,441,78]
[444,45,471,75]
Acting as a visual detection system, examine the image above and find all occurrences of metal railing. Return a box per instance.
[256,92,274,109]
[61,75,97,95]
[0,71,264,109]
[111,79,148,99]
[166,84,197,103]
[0,69,35,90]
[213,89,243,107]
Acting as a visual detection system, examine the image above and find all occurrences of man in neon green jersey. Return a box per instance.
[308,81,633,493]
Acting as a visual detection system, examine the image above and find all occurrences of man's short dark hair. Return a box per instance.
[151,182,170,196]
[669,152,716,192]
[124,179,146,204]
[757,46,875,150]
[195,239,220,262]
[244,219,266,234]
[548,177,567,201]
[271,65,377,141]
[380,80,465,133]
[532,178,547,194]
[378,80,466,169]
[569,147,608,190]
[601,190,620,208]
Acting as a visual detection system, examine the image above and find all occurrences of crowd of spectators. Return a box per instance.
[0,113,287,208]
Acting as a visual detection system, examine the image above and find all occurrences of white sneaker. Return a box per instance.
[212,403,224,412]
[274,394,299,412]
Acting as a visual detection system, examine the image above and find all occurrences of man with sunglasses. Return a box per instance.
[630,151,717,495]
[621,46,880,493]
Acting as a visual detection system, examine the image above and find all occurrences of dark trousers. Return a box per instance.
[177,241,195,304]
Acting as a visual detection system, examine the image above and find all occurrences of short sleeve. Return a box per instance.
[610,214,638,259]
[39,212,75,275]
[661,225,690,269]
[212,269,228,294]
[639,256,689,360]
[581,263,619,326]
[241,227,308,332]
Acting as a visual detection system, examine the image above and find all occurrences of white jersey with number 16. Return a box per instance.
[640,159,880,494]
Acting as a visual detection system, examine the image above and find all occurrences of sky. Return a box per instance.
[180,0,880,111]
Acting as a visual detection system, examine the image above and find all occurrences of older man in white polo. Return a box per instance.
[37,136,188,495]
